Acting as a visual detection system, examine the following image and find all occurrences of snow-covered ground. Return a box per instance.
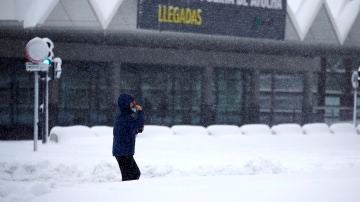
[1,123,360,202]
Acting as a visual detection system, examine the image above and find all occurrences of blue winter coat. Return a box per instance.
[113,94,144,156]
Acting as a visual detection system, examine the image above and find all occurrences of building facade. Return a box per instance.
[0,0,360,139]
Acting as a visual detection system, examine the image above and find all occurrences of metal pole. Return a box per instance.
[41,73,45,144]
[44,72,49,143]
[34,72,39,152]
[353,88,357,126]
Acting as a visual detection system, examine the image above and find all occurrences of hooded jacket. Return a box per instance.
[113,94,144,156]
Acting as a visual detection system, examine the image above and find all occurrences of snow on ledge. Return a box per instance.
[302,123,331,135]
[48,122,360,143]
[138,125,174,138]
[330,123,358,135]
[207,125,241,136]
[271,124,304,136]
[240,124,272,136]
[91,126,113,136]
[49,125,96,143]
[171,125,208,136]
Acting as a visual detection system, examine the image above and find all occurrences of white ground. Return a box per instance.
[1,123,360,202]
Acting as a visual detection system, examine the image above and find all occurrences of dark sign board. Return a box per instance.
[137,0,287,40]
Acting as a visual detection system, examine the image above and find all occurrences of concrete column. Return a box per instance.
[201,66,215,126]
[89,66,98,124]
[110,62,122,112]
[316,57,327,121]
[303,70,314,124]
[270,73,275,125]
[340,57,353,120]
[248,70,260,123]
[318,57,327,106]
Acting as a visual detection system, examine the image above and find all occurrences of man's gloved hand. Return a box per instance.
[138,127,144,133]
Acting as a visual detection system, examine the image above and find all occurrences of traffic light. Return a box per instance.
[43,58,52,65]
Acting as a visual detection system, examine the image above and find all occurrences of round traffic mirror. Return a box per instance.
[25,37,52,63]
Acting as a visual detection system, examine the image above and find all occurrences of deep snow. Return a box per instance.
[1,123,360,202]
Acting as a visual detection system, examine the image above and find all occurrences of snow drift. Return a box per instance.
[1,123,360,202]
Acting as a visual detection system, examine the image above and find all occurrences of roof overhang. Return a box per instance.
[1,26,360,57]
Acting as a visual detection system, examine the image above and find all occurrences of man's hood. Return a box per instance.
[117,93,134,112]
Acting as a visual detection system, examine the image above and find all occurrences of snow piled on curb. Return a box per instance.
[49,123,360,142]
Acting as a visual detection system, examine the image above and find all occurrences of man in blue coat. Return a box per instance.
[113,93,144,181]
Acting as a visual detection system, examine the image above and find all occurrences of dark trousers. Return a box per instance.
[115,156,141,181]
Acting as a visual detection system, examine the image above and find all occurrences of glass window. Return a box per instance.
[327,56,344,71]
[16,88,33,107]
[57,61,113,125]
[215,68,243,124]
[259,73,271,91]
[274,73,303,92]
[14,108,33,125]
[0,90,10,107]
[121,64,202,125]
[324,96,340,123]
[58,111,75,125]
[0,107,11,125]
[259,94,271,111]
[16,74,33,89]
[326,73,346,94]
[260,71,304,125]
[274,95,303,111]
[273,113,302,124]
[312,73,319,93]
[0,63,11,88]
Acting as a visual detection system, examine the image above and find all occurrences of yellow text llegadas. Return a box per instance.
[158,5,202,26]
